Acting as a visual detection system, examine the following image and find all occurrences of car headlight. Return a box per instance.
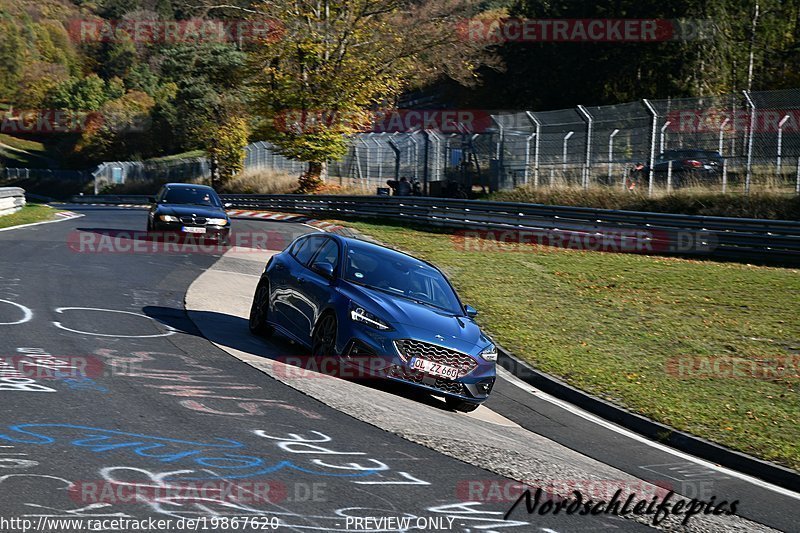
[207,218,228,226]
[349,302,391,331]
[159,215,179,222]
[479,343,497,362]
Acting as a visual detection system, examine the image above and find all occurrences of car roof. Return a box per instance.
[163,183,215,190]
[300,233,442,271]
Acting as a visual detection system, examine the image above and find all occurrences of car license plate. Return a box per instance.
[182,226,206,234]
[410,357,460,380]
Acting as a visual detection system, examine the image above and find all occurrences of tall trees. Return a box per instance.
[246,0,492,182]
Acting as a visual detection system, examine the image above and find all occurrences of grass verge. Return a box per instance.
[489,187,800,220]
[347,220,800,470]
[0,204,56,229]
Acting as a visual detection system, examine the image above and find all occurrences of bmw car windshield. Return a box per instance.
[163,188,221,207]
[343,242,462,314]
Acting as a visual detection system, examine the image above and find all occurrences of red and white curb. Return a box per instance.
[226,209,349,234]
[55,211,83,219]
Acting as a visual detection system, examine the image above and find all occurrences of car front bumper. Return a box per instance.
[336,320,497,404]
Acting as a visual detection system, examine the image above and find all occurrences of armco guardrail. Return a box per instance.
[0,187,26,217]
[69,194,800,263]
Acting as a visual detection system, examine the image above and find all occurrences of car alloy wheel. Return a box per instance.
[312,314,337,357]
[248,282,273,337]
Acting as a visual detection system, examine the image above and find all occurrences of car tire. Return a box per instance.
[312,313,337,357]
[248,281,273,338]
[445,397,480,413]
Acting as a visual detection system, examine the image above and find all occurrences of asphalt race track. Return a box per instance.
[0,205,796,533]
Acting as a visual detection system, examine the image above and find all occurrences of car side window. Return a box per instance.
[293,236,325,266]
[288,237,307,256]
[311,239,339,272]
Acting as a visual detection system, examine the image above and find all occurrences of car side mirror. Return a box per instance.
[464,305,478,318]
[312,261,335,279]
[223,202,232,208]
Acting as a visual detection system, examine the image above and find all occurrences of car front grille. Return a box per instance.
[394,339,478,376]
[180,216,207,225]
[388,365,465,395]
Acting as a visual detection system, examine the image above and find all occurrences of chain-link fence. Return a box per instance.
[6,89,799,197]
[484,89,800,196]
[331,88,800,196]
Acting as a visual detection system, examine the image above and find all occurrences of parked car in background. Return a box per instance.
[147,183,231,242]
[248,233,497,412]
[645,149,723,186]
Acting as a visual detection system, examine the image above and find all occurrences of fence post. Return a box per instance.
[525,112,541,188]
[562,131,574,174]
[524,132,535,186]
[796,156,800,195]
[643,99,658,197]
[743,90,756,195]
[660,121,671,153]
[722,158,728,193]
[422,130,431,196]
[387,135,401,183]
[608,129,619,186]
[777,114,790,177]
[577,105,593,189]
[408,134,420,182]
[718,118,730,155]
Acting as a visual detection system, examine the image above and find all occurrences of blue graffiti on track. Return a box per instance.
[0,424,381,480]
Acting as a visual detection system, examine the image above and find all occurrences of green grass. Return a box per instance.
[347,220,800,470]
[146,149,206,162]
[0,204,56,229]
[489,187,800,220]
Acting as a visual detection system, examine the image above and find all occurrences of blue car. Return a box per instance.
[248,233,497,412]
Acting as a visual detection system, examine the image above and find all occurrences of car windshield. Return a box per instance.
[344,243,462,314]
[163,188,220,207]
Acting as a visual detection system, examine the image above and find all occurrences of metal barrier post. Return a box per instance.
[743,90,756,195]
[643,98,658,197]
[777,114,790,176]
[562,131,574,174]
[608,129,619,186]
[525,112,541,187]
[577,105,593,189]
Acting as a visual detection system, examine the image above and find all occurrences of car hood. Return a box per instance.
[154,204,227,218]
[341,282,489,347]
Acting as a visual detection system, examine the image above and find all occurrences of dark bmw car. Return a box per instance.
[649,149,723,181]
[147,183,231,242]
[248,233,497,412]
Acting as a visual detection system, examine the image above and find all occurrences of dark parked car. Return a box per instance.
[147,183,231,242]
[248,233,497,412]
[647,149,723,184]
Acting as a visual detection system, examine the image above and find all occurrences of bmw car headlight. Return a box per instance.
[159,215,179,222]
[349,302,391,331]
[207,218,228,226]
[479,343,498,362]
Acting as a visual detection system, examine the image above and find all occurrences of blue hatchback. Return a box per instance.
[248,233,497,411]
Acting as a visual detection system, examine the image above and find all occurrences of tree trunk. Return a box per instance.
[307,161,327,182]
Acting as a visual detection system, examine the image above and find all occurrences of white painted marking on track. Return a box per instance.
[496,366,800,501]
[0,299,33,325]
[0,212,84,233]
[52,307,177,338]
